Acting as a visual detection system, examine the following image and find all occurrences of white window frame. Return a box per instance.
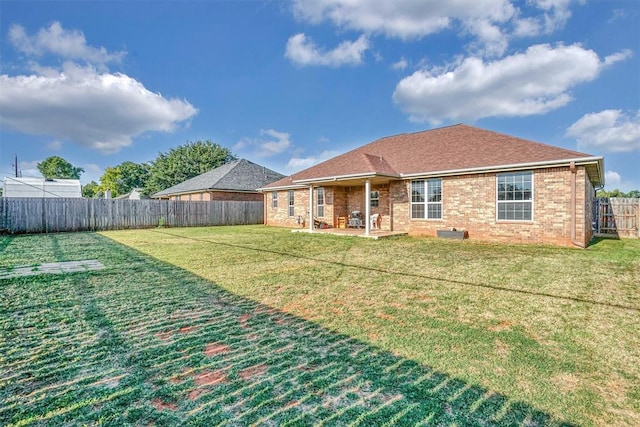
[288,190,295,217]
[316,187,325,217]
[411,179,442,220]
[496,171,534,221]
[272,191,278,208]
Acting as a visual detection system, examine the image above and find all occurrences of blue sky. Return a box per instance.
[1,0,639,191]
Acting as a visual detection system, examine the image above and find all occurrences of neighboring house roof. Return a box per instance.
[263,124,604,189]
[2,176,82,198]
[152,159,285,198]
[115,188,147,200]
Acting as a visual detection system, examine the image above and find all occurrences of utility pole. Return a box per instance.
[12,154,18,177]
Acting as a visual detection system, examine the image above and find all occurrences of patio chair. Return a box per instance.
[370,213,382,229]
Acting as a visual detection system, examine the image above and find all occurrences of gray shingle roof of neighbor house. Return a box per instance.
[152,159,285,198]
[262,124,605,189]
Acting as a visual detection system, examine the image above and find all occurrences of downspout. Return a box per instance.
[570,161,586,248]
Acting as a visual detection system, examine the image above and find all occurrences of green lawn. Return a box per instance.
[1,226,638,426]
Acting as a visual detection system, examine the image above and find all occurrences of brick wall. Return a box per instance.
[264,167,593,246]
[392,166,592,247]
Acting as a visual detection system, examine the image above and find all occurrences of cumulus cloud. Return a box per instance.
[0,62,197,153]
[235,129,293,157]
[605,170,621,186]
[9,22,125,66]
[286,150,342,171]
[392,57,409,71]
[566,110,640,153]
[1,23,197,154]
[292,0,515,40]
[392,43,628,124]
[285,33,369,67]
[513,0,574,37]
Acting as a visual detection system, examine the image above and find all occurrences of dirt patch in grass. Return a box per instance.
[151,398,178,411]
[553,372,581,394]
[238,313,251,329]
[155,331,173,341]
[195,370,228,386]
[188,388,208,400]
[239,364,268,381]
[204,342,230,357]
[178,325,198,334]
[488,320,513,332]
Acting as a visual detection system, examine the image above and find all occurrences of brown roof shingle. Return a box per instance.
[264,124,603,188]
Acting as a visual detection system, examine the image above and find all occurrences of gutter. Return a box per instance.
[400,156,604,183]
[292,171,400,185]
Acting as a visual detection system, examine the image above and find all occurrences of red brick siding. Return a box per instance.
[264,166,591,246]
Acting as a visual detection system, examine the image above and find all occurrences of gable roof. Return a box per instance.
[152,159,285,197]
[263,124,604,189]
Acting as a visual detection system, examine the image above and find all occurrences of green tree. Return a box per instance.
[99,161,150,197]
[146,140,235,195]
[37,156,84,179]
[596,188,640,198]
[82,181,101,198]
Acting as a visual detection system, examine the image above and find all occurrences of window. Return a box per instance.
[317,187,325,217]
[497,171,533,221]
[411,179,442,219]
[272,191,278,208]
[288,190,295,217]
[370,190,380,208]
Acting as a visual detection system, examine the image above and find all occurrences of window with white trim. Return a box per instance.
[288,190,295,217]
[411,179,442,219]
[317,187,325,217]
[370,190,380,208]
[272,191,278,208]
[497,171,533,221]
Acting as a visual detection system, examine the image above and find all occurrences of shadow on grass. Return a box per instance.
[151,229,640,314]
[0,232,575,426]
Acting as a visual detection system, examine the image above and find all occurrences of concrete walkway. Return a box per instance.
[0,260,105,279]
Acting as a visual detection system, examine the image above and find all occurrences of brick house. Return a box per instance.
[152,159,284,202]
[261,124,604,247]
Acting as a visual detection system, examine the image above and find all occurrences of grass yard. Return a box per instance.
[1,226,638,426]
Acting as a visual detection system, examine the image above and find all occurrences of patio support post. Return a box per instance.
[365,179,371,236]
[309,185,314,233]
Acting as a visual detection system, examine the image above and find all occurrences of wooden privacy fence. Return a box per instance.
[0,198,264,234]
[593,197,639,238]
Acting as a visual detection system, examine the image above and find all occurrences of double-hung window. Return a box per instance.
[272,191,278,208]
[497,171,533,221]
[316,188,325,217]
[288,190,295,217]
[370,191,380,208]
[411,179,442,219]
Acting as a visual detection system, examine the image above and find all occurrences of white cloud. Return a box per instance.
[292,0,515,40]
[392,44,627,124]
[566,110,640,153]
[0,62,197,153]
[605,170,621,186]
[392,57,408,71]
[235,129,293,157]
[9,22,125,67]
[285,33,369,67]
[18,160,41,178]
[286,150,342,171]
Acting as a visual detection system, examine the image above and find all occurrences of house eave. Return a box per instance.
[401,156,605,185]
[293,172,400,185]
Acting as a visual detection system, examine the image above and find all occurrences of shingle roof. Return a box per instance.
[152,159,284,197]
[264,124,604,188]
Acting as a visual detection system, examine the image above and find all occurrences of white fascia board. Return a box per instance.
[400,157,604,180]
[293,172,399,185]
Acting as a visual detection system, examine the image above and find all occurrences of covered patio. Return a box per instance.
[291,227,407,240]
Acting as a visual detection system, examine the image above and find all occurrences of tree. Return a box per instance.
[145,140,235,195]
[82,181,101,198]
[99,161,150,197]
[37,156,84,179]
[596,188,640,198]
